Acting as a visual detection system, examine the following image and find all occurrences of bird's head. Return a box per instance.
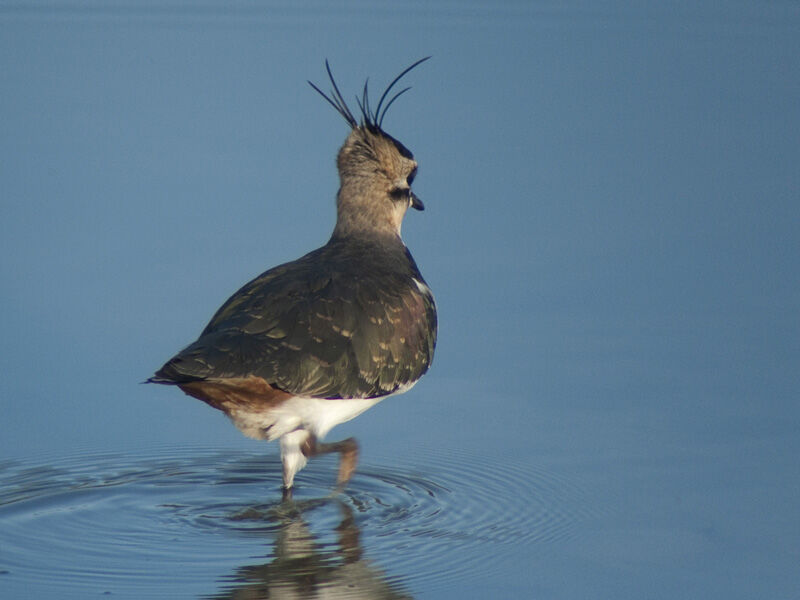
[309,58,428,240]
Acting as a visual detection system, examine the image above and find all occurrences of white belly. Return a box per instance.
[228,396,383,442]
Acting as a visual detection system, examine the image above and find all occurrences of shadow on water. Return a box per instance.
[209,499,411,599]
[0,445,591,597]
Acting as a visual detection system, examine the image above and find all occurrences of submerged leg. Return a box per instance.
[282,485,293,502]
[302,434,360,488]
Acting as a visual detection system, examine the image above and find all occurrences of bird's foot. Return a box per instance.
[281,485,294,503]
[336,437,359,488]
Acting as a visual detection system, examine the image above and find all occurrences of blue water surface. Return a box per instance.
[1,2,798,598]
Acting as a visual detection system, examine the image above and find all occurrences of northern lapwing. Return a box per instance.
[148,59,437,499]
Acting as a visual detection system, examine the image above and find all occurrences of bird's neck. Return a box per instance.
[329,221,404,247]
[331,185,406,242]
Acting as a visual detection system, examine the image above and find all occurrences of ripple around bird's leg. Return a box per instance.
[0,444,594,596]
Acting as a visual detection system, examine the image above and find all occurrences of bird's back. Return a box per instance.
[152,235,437,400]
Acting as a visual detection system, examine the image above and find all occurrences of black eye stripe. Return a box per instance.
[390,187,410,199]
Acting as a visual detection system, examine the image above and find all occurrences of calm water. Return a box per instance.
[0,434,591,598]
[2,2,799,599]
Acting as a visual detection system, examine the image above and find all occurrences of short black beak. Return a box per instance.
[410,191,425,211]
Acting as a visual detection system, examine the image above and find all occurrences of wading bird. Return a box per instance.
[149,59,437,499]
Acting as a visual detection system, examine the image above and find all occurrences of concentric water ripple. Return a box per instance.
[0,444,593,597]
[343,445,594,591]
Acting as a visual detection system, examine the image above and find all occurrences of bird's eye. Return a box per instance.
[390,187,410,199]
[407,167,417,185]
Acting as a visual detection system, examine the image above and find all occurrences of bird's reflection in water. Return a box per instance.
[210,498,412,600]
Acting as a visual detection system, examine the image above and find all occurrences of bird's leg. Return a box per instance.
[333,438,359,487]
[302,434,360,488]
[281,485,293,502]
[280,429,311,500]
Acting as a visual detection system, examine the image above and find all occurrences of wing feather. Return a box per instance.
[153,244,437,398]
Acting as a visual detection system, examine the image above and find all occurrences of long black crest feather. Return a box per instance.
[309,57,430,131]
